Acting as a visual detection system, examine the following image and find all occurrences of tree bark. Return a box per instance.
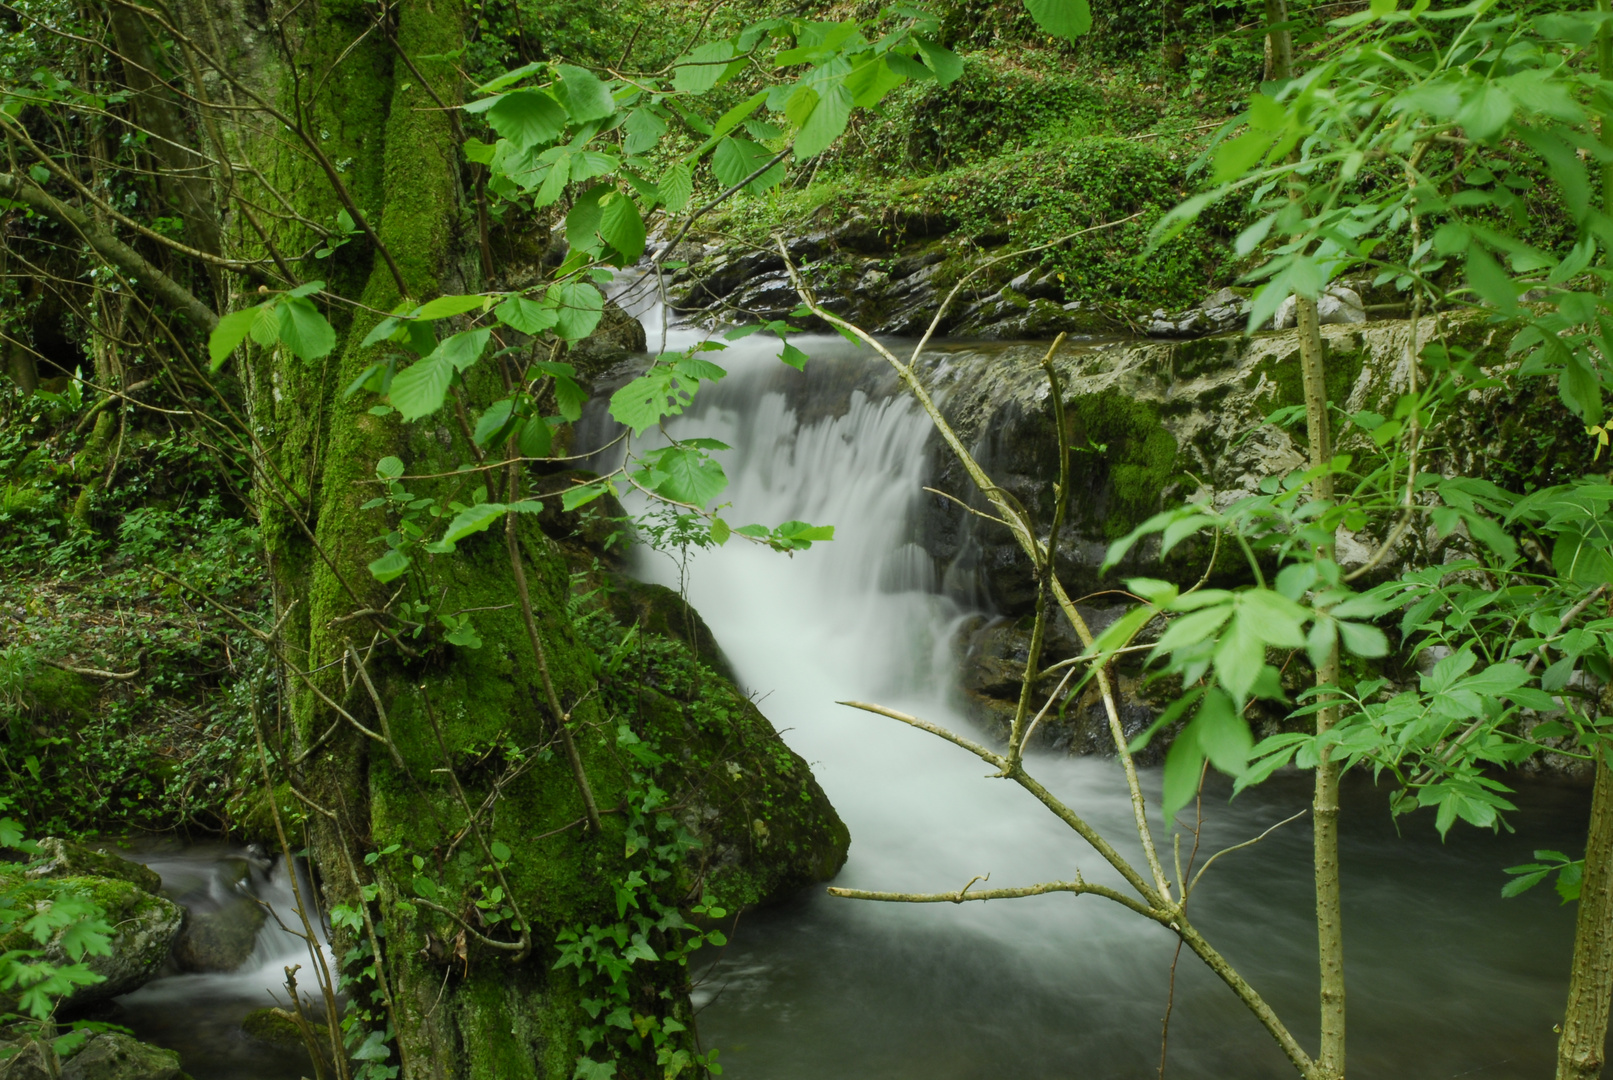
[1560,754,1613,1079]
[1295,293,1346,1080]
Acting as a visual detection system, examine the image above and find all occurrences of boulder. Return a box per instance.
[0,871,183,1013]
[1271,286,1366,329]
[1147,287,1251,338]
[23,839,161,894]
[170,893,265,972]
[59,1033,181,1080]
[242,1006,329,1057]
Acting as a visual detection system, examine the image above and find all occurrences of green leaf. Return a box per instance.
[376,456,405,479]
[652,446,727,507]
[548,281,604,341]
[673,41,737,95]
[553,376,588,422]
[845,55,906,108]
[793,80,853,159]
[368,549,410,583]
[1337,620,1388,657]
[1161,730,1205,825]
[209,305,261,370]
[598,192,646,264]
[623,108,668,156]
[1213,615,1265,704]
[779,343,808,371]
[496,296,559,335]
[659,163,693,213]
[1192,689,1251,775]
[713,137,784,193]
[1466,246,1519,314]
[412,294,487,321]
[442,503,509,545]
[774,519,834,547]
[562,482,609,511]
[474,400,515,447]
[490,839,512,862]
[557,64,615,123]
[567,185,607,254]
[487,90,567,148]
[518,414,553,458]
[1024,0,1093,41]
[913,36,964,86]
[1455,83,1514,142]
[388,355,454,420]
[278,297,337,361]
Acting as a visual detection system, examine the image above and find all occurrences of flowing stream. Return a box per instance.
[103,313,1591,1079]
[606,316,1592,1080]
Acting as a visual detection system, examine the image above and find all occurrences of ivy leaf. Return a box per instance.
[1024,0,1093,41]
[486,90,567,149]
[208,305,262,370]
[278,296,336,360]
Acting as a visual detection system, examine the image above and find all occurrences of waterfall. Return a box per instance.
[595,314,1583,1080]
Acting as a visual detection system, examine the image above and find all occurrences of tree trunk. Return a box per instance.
[1295,294,1346,1080]
[1560,754,1613,1080]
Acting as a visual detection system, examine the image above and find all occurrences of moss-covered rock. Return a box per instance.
[170,894,265,973]
[22,839,161,894]
[59,1032,182,1080]
[0,870,182,1013]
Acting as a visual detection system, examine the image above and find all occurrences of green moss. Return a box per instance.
[21,666,97,724]
[1243,339,1365,414]
[1066,390,1179,539]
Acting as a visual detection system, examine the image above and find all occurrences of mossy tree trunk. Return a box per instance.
[181,2,662,1076]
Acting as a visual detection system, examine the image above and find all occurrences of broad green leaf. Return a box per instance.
[1025,0,1093,41]
[442,502,509,545]
[1213,615,1265,704]
[1466,246,1519,314]
[496,296,559,335]
[375,456,405,479]
[659,163,693,213]
[779,343,808,370]
[368,549,410,583]
[486,90,567,149]
[554,376,588,422]
[623,108,668,155]
[518,414,553,457]
[475,61,545,95]
[1161,730,1205,825]
[548,281,604,341]
[774,519,835,548]
[436,328,492,372]
[673,41,737,95]
[412,294,488,320]
[388,355,454,420]
[793,81,853,159]
[845,55,906,109]
[599,192,647,264]
[1454,82,1514,142]
[474,399,515,447]
[209,305,261,370]
[561,481,609,511]
[1193,689,1251,775]
[713,137,784,194]
[1337,620,1388,657]
[567,185,607,254]
[653,447,727,507]
[278,296,337,360]
[557,64,615,123]
[913,36,964,86]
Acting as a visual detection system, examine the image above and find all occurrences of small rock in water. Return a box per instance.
[59,1033,181,1080]
[171,892,266,972]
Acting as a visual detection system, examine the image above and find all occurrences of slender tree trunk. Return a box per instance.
[1560,754,1613,1080]
[1295,293,1346,1079]
[1556,9,1613,1075]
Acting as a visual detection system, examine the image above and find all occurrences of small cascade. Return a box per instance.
[586,309,1587,1079]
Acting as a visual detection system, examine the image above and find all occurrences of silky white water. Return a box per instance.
[607,322,1587,1080]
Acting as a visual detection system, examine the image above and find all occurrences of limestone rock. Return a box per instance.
[1271,286,1366,329]
[24,839,161,894]
[1147,287,1251,338]
[59,1033,181,1080]
[0,871,183,1012]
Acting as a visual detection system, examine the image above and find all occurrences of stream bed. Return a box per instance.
[107,327,1589,1079]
